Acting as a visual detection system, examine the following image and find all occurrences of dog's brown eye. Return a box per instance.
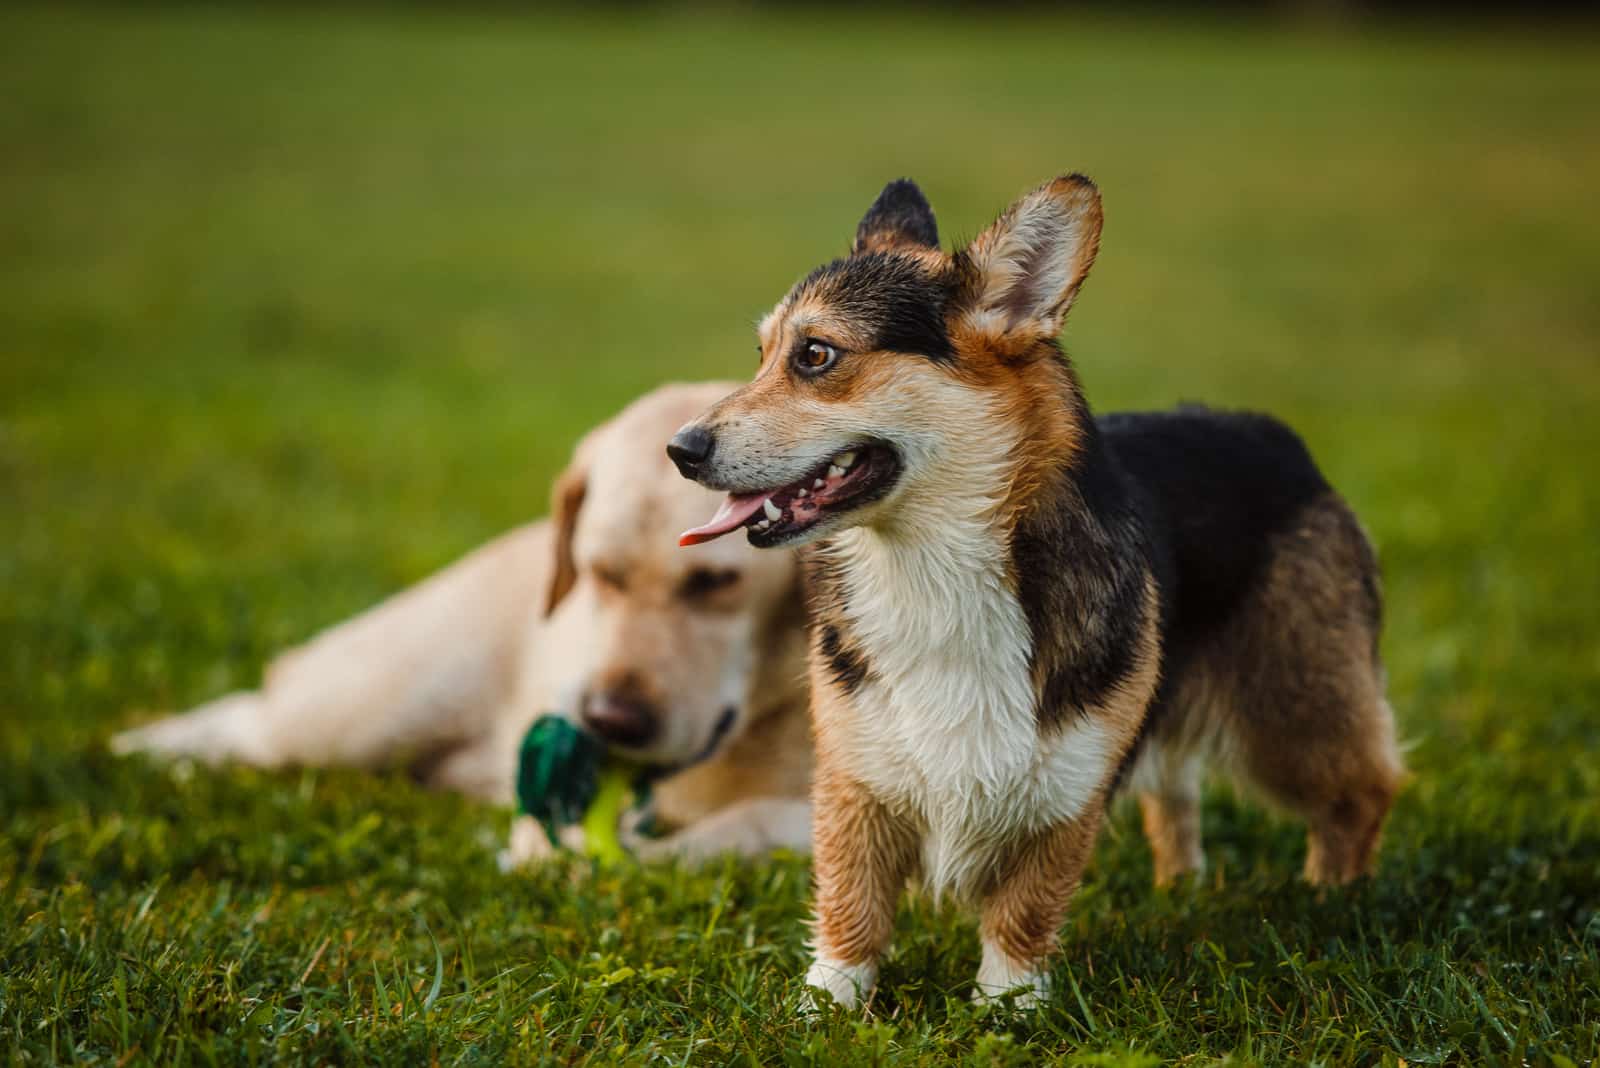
[794,340,838,375]
[681,567,741,599]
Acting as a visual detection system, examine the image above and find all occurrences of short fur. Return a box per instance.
[672,175,1404,1009]
[113,383,818,867]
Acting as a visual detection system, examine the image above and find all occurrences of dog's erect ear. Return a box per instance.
[961,174,1102,339]
[853,179,940,255]
[543,450,589,618]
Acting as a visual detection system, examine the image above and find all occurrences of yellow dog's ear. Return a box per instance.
[543,440,592,617]
[852,178,940,255]
[960,174,1103,340]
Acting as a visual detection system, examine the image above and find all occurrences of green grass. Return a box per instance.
[3,4,1598,1063]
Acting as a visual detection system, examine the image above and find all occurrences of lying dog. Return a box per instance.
[668,177,1404,1008]
[114,382,813,865]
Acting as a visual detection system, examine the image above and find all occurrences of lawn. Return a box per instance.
[2,4,1598,1064]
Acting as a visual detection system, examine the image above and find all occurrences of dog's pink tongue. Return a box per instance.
[679,493,768,547]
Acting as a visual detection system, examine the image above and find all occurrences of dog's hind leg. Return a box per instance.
[1241,688,1403,886]
[1124,687,1217,887]
[1217,495,1405,885]
[1136,755,1205,887]
[1288,694,1403,886]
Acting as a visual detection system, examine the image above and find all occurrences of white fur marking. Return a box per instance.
[973,939,1049,1009]
[804,956,877,1011]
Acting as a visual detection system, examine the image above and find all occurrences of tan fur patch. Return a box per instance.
[1087,574,1164,760]
[979,806,1103,968]
[543,451,591,616]
[1139,791,1205,887]
[942,330,1088,536]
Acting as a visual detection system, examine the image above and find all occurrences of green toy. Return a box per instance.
[515,715,645,864]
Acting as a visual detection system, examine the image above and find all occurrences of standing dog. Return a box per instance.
[667,177,1404,1008]
[114,383,814,865]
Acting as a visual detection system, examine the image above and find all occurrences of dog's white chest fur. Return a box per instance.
[826,520,1111,900]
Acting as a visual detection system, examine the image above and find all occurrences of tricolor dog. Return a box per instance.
[667,176,1404,1009]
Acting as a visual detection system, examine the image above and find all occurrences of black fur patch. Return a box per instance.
[1099,406,1332,639]
[1099,405,1350,790]
[1011,401,1155,731]
[817,623,869,695]
[854,178,939,252]
[791,253,957,363]
[801,550,870,695]
[1015,397,1360,748]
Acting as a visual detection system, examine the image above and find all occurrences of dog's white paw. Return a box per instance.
[970,980,1047,1012]
[496,818,593,872]
[110,694,269,764]
[803,956,876,1013]
[497,816,557,872]
[972,943,1049,1011]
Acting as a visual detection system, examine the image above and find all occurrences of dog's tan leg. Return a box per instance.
[1295,695,1403,885]
[1229,683,1403,887]
[1303,786,1396,885]
[974,806,1103,1009]
[1139,787,1204,887]
[804,770,917,1010]
[1203,495,1405,886]
[1129,743,1206,886]
[1235,677,1403,887]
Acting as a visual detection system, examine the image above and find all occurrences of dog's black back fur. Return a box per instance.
[1085,406,1362,784]
[1101,406,1334,641]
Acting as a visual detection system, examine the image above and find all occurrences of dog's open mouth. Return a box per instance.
[679,444,901,547]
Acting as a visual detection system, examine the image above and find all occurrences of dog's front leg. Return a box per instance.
[974,806,1105,1010]
[626,798,812,865]
[803,768,918,1011]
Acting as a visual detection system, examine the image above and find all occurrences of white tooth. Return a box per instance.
[813,479,825,489]
[796,487,808,498]
[754,519,770,532]
[763,498,781,522]
[827,465,844,479]
[834,451,857,469]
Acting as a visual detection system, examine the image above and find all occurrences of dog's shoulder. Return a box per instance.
[1007,417,1159,731]
[1097,405,1338,634]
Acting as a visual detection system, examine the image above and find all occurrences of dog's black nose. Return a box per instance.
[581,691,660,748]
[666,426,715,479]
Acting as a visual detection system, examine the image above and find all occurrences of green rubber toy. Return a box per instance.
[515,715,641,864]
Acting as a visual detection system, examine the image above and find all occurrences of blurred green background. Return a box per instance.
[2,5,1597,1064]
